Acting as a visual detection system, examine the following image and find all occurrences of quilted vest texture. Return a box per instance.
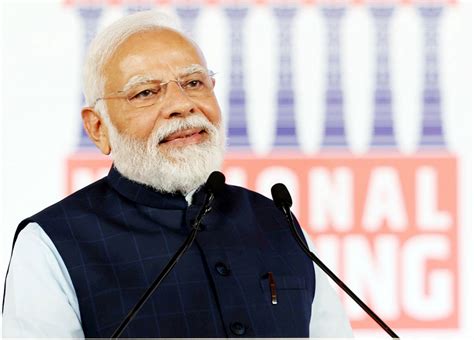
[15,167,315,337]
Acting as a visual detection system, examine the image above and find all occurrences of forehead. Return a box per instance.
[103,29,207,90]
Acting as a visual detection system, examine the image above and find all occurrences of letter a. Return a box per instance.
[362,167,408,231]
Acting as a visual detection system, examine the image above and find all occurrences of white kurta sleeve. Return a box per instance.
[2,222,84,338]
[302,229,354,338]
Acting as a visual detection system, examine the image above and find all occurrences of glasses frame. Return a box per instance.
[93,70,217,109]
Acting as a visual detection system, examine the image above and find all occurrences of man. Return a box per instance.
[3,10,352,338]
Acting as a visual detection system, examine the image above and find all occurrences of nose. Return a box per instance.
[159,80,196,119]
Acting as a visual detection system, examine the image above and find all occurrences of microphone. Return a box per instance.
[111,171,226,338]
[205,171,226,193]
[271,183,399,339]
[197,171,226,223]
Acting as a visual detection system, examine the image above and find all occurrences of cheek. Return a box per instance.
[109,106,157,140]
[200,99,222,126]
[127,119,156,140]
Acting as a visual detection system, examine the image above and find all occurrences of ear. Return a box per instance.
[81,107,111,155]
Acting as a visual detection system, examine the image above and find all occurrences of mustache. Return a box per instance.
[148,115,217,147]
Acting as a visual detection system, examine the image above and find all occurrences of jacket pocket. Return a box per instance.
[260,272,306,290]
[259,273,307,306]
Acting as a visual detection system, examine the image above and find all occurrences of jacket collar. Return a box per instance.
[106,166,203,210]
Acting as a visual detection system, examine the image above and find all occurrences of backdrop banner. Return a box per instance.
[1,0,472,337]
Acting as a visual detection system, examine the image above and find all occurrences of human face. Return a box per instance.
[102,28,222,151]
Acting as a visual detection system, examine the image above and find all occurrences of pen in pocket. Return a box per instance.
[268,272,277,305]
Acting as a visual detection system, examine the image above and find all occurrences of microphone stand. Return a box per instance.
[280,204,399,339]
[110,191,215,339]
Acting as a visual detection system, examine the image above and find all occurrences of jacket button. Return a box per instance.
[230,321,246,336]
[215,262,230,276]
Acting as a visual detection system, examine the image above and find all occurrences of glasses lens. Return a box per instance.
[180,72,215,97]
[127,83,162,108]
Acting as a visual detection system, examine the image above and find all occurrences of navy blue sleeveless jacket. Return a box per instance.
[11,167,314,337]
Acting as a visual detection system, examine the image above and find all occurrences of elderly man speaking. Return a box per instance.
[3,10,352,338]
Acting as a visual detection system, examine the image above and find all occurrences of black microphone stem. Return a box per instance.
[281,205,399,339]
[110,192,214,339]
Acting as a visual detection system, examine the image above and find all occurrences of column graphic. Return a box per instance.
[273,6,298,148]
[321,6,347,148]
[176,6,201,39]
[418,6,445,148]
[370,6,397,148]
[225,7,250,148]
[77,6,103,149]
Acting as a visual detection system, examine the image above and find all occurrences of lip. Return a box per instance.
[160,128,206,146]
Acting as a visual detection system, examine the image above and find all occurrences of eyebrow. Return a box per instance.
[177,64,208,77]
[121,64,209,92]
[121,75,156,92]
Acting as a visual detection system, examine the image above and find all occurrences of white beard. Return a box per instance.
[105,114,226,195]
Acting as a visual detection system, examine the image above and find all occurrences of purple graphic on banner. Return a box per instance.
[273,6,298,148]
[176,6,201,39]
[225,7,250,148]
[321,6,347,148]
[126,4,153,14]
[419,6,445,148]
[370,6,397,148]
[77,6,103,149]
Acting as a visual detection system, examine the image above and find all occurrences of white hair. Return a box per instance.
[83,10,183,107]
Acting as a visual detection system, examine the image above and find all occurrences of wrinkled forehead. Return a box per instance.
[102,28,208,90]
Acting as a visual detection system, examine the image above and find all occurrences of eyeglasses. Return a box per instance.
[93,70,216,108]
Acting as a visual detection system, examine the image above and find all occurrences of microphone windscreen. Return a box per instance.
[271,183,293,208]
[205,171,226,194]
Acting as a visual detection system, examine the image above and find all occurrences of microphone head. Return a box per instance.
[271,183,293,208]
[205,171,226,194]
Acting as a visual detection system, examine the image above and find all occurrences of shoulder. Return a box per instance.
[223,184,276,210]
[6,222,76,302]
[9,223,72,281]
[15,176,111,240]
[28,176,110,220]
[12,222,57,259]
[220,184,289,230]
